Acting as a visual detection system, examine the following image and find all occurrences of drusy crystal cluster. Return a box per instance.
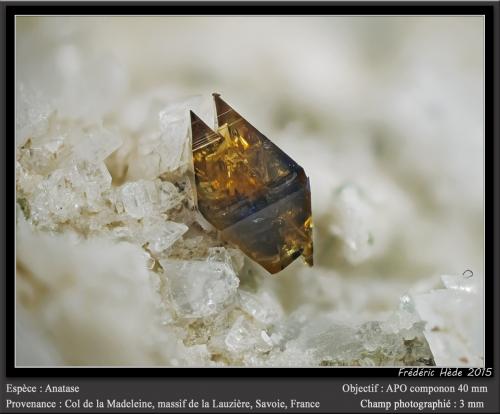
[15,17,484,368]
[16,92,443,367]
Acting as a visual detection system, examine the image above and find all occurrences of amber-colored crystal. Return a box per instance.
[190,94,313,274]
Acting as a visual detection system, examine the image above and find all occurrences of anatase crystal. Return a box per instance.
[190,94,313,274]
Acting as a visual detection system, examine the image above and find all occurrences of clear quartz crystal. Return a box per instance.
[70,126,122,164]
[206,247,247,275]
[412,273,483,366]
[18,134,66,176]
[119,180,159,219]
[69,161,113,211]
[269,303,433,366]
[30,161,112,225]
[157,180,183,213]
[160,258,239,319]
[142,218,188,254]
[30,171,85,225]
[238,290,283,325]
[16,83,53,147]
[155,100,192,174]
[127,97,206,180]
[225,315,273,354]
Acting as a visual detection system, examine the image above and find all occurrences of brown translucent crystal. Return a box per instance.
[190,94,313,274]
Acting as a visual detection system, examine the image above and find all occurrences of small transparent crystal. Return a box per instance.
[238,290,283,325]
[143,219,188,254]
[225,315,273,354]
[70,126,122,164]
[160,258,239,319]
[119,180,159,219]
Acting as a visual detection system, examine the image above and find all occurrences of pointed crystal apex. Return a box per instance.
[213,93,242,129]
[190,110,221,152]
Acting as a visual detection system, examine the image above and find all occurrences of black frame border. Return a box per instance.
[4,1,498,379]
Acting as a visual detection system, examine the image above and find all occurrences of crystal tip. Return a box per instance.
[303,254,313,267]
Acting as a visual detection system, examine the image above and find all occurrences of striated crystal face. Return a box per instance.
[190,94,313,274]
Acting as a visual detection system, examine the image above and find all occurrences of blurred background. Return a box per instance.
[16,16,484,365]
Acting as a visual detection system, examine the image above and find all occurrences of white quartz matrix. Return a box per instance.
[15,17,484,367]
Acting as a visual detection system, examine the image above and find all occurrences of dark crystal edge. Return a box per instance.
[198,170,308,230]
